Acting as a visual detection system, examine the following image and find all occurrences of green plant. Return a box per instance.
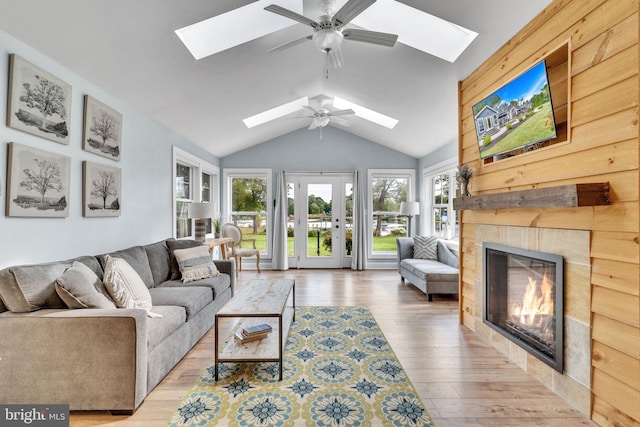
[483,135,491,146]
[213,215,221,234]
[506,123,512,130]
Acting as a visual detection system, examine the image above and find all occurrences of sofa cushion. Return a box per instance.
[55,261,116,309]
[143,240,171,286]
[149,286,212,321]
[98,246,155,289]
[157,274,231,299]
[146,305,186,352]
[166,239,204,280]
[103,255,161,318]
[413,235,438,260]
[173,246,220,283]
[400,259,459,282]
[0,262,69,312]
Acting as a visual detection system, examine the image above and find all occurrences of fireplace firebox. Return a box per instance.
[483,242,564,372]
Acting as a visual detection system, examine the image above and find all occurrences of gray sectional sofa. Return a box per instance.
[396,237,460,301]
[0,238,234,413]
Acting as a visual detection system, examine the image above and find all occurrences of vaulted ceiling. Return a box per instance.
[0,0,552,158]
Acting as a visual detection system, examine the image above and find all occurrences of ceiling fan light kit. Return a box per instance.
[264,0,398,69]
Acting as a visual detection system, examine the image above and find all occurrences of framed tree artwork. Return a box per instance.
[83,161,121,217]
[82,95,123,161]
[7,54,72,145]
[6,142,71,217]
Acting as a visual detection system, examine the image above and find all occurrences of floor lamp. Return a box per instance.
[188,202,214,242]
[400,201,420,237]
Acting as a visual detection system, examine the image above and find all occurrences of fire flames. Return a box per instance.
[512,271,554,327]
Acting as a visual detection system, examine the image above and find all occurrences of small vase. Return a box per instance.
[461,182,471,197]
[215,232,221,238]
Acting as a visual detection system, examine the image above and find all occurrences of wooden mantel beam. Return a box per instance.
[453,183,610,210]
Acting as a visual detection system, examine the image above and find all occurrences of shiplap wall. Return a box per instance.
[458,1,640,425]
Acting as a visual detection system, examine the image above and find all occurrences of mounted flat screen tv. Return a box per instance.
[472,60,557,160]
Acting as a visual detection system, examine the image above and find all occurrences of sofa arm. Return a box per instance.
[396,238,414,271]
[0,308,148,412]
[437,240,459,269]
[213,259,236,296]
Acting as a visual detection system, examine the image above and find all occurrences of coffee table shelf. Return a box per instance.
[214,278,295,381]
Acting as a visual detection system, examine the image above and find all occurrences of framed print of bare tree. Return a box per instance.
[82,95,122,161]
[83,161,121,217]
[6,142,71,217]
[7,54,72,145]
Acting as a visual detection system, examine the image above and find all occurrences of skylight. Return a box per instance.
[333,96,398,129]
[175,0,303,60]
[243,96,309,128]
[352,0,478,63]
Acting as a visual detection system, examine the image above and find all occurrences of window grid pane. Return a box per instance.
[230,176,268,253]
[371,175,409,253]
[432,173,450,238]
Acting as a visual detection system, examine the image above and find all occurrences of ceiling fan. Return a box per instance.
[291,96,355,138]
[264,0,398,70]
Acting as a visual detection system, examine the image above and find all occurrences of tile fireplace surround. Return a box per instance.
[473,225,591,415]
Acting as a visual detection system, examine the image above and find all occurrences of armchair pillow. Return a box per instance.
[413,235,438,260]
[103,255,161,317]
[173,245,220,283]
[55,261,116,309]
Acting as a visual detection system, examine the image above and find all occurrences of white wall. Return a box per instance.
[0,30,218,268]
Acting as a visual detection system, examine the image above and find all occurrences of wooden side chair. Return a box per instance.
[221,223,261,277]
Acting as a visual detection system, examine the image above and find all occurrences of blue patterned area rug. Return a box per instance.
[167,306,434,426]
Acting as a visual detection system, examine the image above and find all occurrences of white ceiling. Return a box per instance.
[0,0,552,158]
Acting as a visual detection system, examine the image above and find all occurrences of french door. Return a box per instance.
[288,174,353,268]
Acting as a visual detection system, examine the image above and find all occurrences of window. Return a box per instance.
[175,162,192,238]
[173,147,219,239]
[423,160,458,241]
[368,169,415,257]
[224,169,272,257]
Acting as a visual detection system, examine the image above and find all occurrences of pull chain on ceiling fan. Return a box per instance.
[264,0,398,74]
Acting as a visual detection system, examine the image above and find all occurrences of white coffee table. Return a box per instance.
[214,278,295,381]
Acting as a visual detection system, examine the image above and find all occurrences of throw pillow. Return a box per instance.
[55,261,116,309]
[102,255,161,318]
[414,235,438,260]
[173,245,220,283]
[0,262,69,312]
[166,239,204,280]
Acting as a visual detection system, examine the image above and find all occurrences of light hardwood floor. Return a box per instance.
[70,269,597,426]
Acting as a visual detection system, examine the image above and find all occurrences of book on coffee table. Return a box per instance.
[234,331,269,344]
[242,323,272,337]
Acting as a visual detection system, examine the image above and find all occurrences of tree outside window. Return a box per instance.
[369,170,414,255]
[229,175,268,253]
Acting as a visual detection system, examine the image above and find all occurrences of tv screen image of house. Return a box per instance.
[472,60,557,160]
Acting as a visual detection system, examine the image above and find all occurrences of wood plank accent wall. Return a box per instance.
[457,1,640,425]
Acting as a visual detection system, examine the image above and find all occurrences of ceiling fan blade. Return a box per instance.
[332,0,376,29]
[287,114,315,119]
[302,105,319,114]
[308,120,319,129]
[330,108,355,116]
[328,47,344,69]
[266,35,312,53]
[264,4,319,29]
[342,28,398,47]
[330,116,352,127]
